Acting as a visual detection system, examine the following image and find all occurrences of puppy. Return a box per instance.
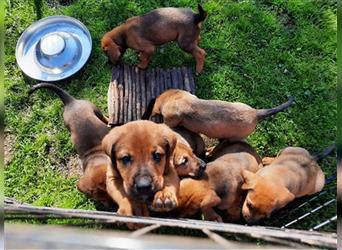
[144,89,294,141]
[177,141,262,222]
[172,127,206,178]
[29,83,112,206]
[102,120,180,217]
[101,5,207,74]
[241,146,327,224]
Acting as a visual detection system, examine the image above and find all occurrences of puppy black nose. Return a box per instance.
[135,176,153,194]
[199,159,206,170]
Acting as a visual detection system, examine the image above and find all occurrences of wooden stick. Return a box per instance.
[124,64,130,124]
[140,69,146,117]
[131,66,137,121]
[145,69,152,112]
[136,68,141,120]
[171,68,178,89]
[176,68,183,90]
[182,66,191,92]
[187,67,195,94]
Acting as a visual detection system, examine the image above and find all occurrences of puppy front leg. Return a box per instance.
[137,45,155,70]
[151,167,179,212]
[201,192,222,222]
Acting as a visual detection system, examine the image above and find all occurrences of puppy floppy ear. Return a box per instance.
[277,187,295,208]
[241,170,257,190]
[102,128,121,159]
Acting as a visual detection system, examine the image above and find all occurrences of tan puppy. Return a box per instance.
[101,5,207,73]
[177,141,262,222]
[241,146,326,224]
[145,89,294,141]
[102,120,180,217]
[29,83,112,206]
[172,127,206,178]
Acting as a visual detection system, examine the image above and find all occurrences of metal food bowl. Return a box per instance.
[16,16,92,81]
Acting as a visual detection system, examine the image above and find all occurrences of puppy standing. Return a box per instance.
[241,146,332,224]
[29,83,112,206]
[102,120,180,217]
[144,89,294,141]
[177,141,262,222]
[101,5,207,74]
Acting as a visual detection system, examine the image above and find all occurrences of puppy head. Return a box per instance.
[101,36,122,64]
[241,170,295,224]
[102,121,177,201]
[173,142,206,178]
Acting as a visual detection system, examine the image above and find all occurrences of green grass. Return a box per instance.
[5,0,336,233]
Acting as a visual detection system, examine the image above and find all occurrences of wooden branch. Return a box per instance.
[5,201,337,249]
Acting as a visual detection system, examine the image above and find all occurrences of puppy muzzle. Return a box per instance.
[132,175,155,201]
[195,159,207,178]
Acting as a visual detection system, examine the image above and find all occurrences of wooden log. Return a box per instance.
[187,67,195,93]
[136,68,141,120]
[182,66,191,92]
[112,65,120,82]
[140,69,146,117]
[123,64,130,124]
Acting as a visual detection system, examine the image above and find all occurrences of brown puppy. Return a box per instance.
[101,5,207,74]
[172,127,206,178]
[177,141,262,222]
[146,89,294,141]
[29,83,112,206]
[102,120,180,217]
[241,146,327,224]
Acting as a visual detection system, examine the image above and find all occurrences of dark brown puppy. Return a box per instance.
[29,83,112,206]
[177,141,262,222]
[172,127,206,178]
[146,89,294,141]
[102,120,180,216]
[101,5,207,74]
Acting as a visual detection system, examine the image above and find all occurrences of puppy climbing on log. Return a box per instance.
[29,83,112,206]
[101,5,207,74]
[142,89,294,141]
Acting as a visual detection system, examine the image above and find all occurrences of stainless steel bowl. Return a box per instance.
[16,16,92,81]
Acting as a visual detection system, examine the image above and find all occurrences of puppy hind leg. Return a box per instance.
[200,192,222,222]
[177,37,205,74]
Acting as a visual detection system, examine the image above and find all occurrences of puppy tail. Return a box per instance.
[141,98,156,120]
[194,4,208,24]
[256,96,295,121]
[313,143,336,162]
[28,83,75,106]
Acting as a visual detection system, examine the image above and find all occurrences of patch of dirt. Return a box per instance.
[65,154,83,177]
[4,132,16,166]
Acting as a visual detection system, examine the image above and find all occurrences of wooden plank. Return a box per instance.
[112,80,119,124]
[171,68,179,89]
[176,68,183,90]
[5,202,337,249]
[161,69,166,95]
[145,69,152,109]
[151,68,156,99]
[128,65,133,122]
[131,66,137,121]
[136,68,141,120]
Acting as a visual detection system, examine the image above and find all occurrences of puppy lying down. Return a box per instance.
[241,146,330,224]
[176,141,262,222]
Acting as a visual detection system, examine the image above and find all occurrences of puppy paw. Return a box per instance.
[205,213,223,223]
[151,190,178,212]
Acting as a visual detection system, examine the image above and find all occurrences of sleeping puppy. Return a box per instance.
[176,141,262,222]
[29,83,112,206]
[101,5,207,74]
[241,146,328,224]
[102,120,180,217]
[172,127,206,178]
[144,89,294,141]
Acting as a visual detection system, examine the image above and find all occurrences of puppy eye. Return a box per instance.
[181,157,188,165]
[152,152,161,162]
[120,155,131,165]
